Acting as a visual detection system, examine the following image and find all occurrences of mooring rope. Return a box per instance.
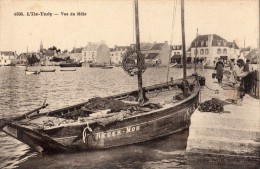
[204,84,219,94]
[82,122,93,144]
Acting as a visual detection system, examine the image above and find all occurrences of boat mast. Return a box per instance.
[134,0,144,103]
[181,0,187,80]
[195,28,198,73]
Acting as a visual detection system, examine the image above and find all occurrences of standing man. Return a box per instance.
[243,59,253,93]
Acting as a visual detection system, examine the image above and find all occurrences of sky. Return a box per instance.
[0,0,259,54]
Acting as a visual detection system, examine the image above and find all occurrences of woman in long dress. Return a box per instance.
[215,58,224,84]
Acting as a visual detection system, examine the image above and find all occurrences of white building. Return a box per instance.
[0,51,17,66]
[110,45,130,64]
[190,34,240,63]
[82,42,110,64]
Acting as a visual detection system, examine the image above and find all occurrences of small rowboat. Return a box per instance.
[25,70,40,75]
[101,66,113,69]
[60,69,76,71]
[40,69,56,72]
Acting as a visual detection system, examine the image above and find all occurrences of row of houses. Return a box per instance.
[1,34,258,66]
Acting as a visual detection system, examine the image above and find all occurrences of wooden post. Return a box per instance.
[134,0,144,103]
[181,0,187,80]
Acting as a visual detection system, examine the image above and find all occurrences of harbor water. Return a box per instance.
[0,66,258,169]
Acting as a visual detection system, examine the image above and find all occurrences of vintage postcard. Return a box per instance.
[0,0,259,168]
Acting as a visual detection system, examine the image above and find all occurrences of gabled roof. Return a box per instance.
[140,43,153,50]
[226,42,239,49]
[150,43,164,50]
[0,51,16,56]
[110,46,130,52]
[58,53,70,58]
[71,48,83,53]
[41,49,55,56]
[145,53,158,59]
[84,43,101,51]
[240,47,251,52]
[245,49,258,60]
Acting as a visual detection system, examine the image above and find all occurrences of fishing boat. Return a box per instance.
[60,62,82,67]
[60,68,76,71]
[0,0,205,154]
[40,69,56,72]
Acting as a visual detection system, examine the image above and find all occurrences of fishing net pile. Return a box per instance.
[198,98,225,113]
[83,97,136,112]
[83,97,161,113]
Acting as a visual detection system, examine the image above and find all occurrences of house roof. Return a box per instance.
[172,45,182,50]
[41,49,55,56]
[58,53,70,58]
[0,51,16,56]
[145,53,158,59]
[71,48,83,53]
[140,43,153,50]
[110,46,130,52]
[226,42,239,49]
[240,47,251,52]
[84,43,101,51]
[190,34,239,49]
[245,49,258,60]
[150,43,164,50]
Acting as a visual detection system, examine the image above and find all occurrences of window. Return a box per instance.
[206,41,208,46]
[205,49,209,55]
[217,41,221,46]
[200,49,204,55]
[201,41,204,46]
[223,41,226,46]
[194,49,198,55]
[84,52,86,56]
[223,49,227,54]
[217,48,221,54]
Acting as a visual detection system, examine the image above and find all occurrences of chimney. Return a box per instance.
[114,45,117,49]
[165,41,168,45]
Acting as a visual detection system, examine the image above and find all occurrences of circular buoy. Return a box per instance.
[122,49,146,76]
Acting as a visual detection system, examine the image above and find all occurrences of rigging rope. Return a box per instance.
[166,0,177,83]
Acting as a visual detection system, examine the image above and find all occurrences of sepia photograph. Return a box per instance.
[0,0,259,168]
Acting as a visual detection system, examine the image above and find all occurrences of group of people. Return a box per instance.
[215,58,254,106]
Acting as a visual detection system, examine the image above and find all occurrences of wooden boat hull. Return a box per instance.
[25,71,40,75]
[50,90,199,150]
[60,63,82,67]
[40,69,56,72]
[101,66,113,69]
[60,69,76,71]
[1,76,202,154]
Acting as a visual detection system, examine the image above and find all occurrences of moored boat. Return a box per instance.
[89,63,103,68]
[25,70,40,75]
[40,69,56,72]
[60,68,76,71]
[0,0,205,155]
[60,62,82,67]
[101,65,113,69]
